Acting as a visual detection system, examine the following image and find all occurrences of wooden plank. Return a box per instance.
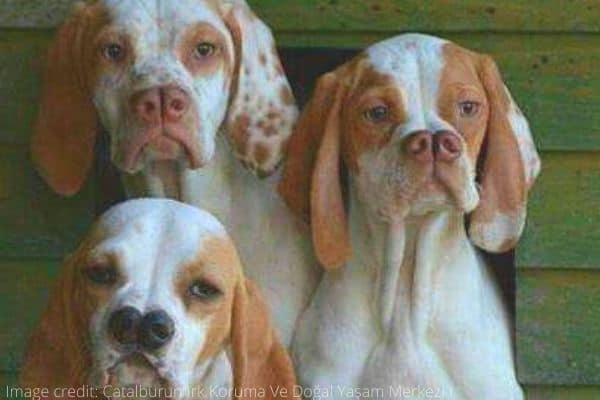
[525,386,600,400]
[1,31,600,152]
[517,153,600,270]
[0,260,61,373]
[0,145,96,259]
[517,269,600,385]
[0,0,598,32]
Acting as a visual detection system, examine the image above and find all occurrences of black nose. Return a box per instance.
[138,310,175,351]
[108,306,142,347]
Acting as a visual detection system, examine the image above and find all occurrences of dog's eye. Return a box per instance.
[364,105,389,123]
[189,280,222,301]
[194,42,217,59]
[102,43,126,62]
[85,265,118,286]
[458,101,480,117]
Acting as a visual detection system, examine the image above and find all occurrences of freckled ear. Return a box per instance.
[278,72,350,270]
[230,279,297,400]
[31,4,101,197]
[20,249,93,392]
[221,1,298,177]
[468,55,541,253]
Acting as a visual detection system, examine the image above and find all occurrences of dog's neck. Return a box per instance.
[347,184,477,337]
[121,134,280,225]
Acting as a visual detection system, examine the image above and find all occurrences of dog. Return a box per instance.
[21,199,297,400]
[31,0,319,346]
[279,34,540,400]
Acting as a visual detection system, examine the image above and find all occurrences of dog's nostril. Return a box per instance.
[434,131,462,161]
[138,310,175,351]
[405,131,433,162]
[108,306,142,347]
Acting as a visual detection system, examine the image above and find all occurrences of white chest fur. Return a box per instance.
[292,188,523,400]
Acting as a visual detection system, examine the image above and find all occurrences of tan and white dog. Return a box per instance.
[31,0,318,346]
[279,34,540,400]
[21,199,297,400]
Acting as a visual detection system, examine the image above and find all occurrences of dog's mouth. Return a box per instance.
[102,353,174,400]
[121,124,202,174]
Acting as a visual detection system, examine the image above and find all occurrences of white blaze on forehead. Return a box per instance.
[365,33,453,135]
[95,199,228,301]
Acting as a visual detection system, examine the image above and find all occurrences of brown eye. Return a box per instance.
[364,105,389,123]
[189,280,222,301]
[102,43,125,62]
[85,265,118,286]
[458,101,480,117]
[194,42,216,59]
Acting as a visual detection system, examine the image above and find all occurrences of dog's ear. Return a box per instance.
[279,72,350,270]
[20,250,93,393]
[468,55,541,253]
[31,4,103,197]
[221,1,298,178]
[230,279,297,400]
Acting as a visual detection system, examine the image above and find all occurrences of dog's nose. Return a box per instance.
[138,310,175,351]
[405,130,433,163]
[131,87,190,123]
[108,306,143,347]
[434,131,462,162]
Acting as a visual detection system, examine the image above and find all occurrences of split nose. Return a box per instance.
[108,307,175,351]
[405,130,462,162]
[138,310,175,351]
[131,86,190,123]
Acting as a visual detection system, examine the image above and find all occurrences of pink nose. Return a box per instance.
[405,131,434,163]
[131,87,190,124]
[433,131,462,162]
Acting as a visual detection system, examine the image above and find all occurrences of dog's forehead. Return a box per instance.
[102,0,226,34]
[364,34,448,93]
[94,199,228,273]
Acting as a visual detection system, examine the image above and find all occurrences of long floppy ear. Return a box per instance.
[468,55,541,253]
[20,252,92,394]
[31,4,101,197]
[278,72,350,270]
[231,279,297,400]
[220,0,299,177]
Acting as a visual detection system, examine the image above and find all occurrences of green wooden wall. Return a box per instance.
[0,1,598,398]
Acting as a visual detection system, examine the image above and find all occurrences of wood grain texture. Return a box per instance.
[517,153,600,270]
[1,31,599,152]
[0,0,598,32]
[0,146,96,259]
[517,269,600,385]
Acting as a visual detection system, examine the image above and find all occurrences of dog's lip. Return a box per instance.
[122,126,202,173]
[103,352,174,389]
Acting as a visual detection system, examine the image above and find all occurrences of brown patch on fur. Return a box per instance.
[339,58,405,172]
[254,143,271,165]
[230,114,251,156]
[438,44,490,164]
[178,22,231,77]
[259,52,267,65]
[20,237,99,391]
[280,85,294,105]
[174,237,241,363]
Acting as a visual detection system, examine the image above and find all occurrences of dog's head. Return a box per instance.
[20,199,296,399]
[279,34,541,268]
[32,0,297,196]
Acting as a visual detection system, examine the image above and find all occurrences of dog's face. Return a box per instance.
[32,0,297,196]
[279,34,541,268]
[82,200,238,393]
[91,0,236,173]
[20,200,296,398]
